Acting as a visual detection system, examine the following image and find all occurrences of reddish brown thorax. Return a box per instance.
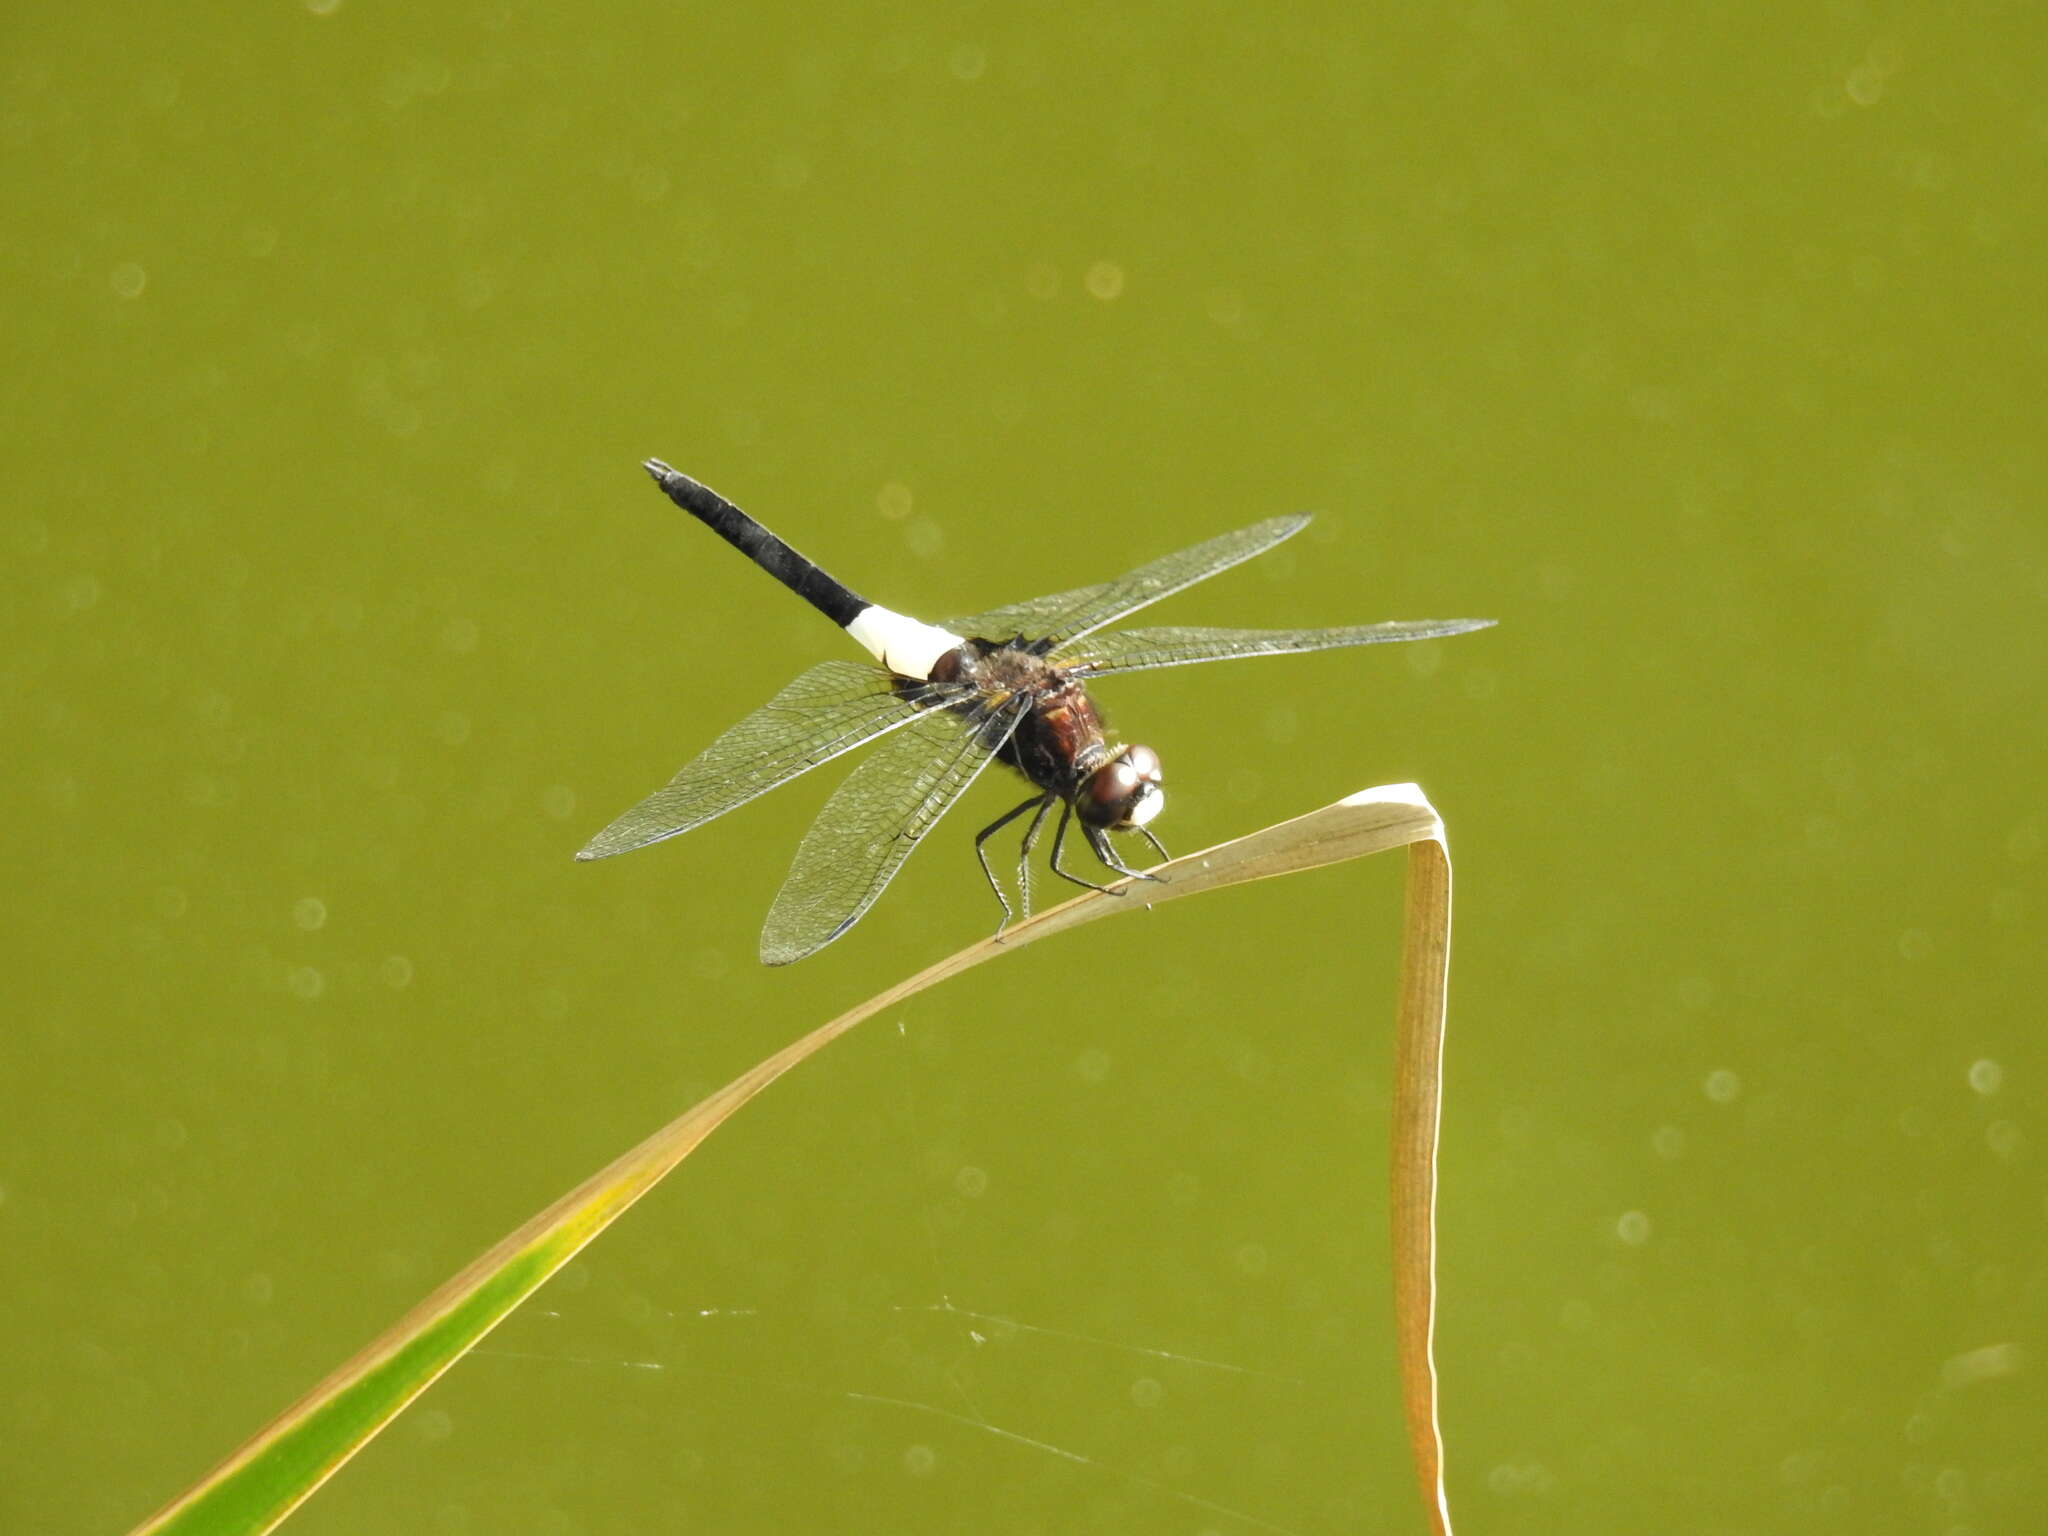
[927,636,1162,830]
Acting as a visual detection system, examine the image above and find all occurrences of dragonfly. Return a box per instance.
[579,460,1493,963]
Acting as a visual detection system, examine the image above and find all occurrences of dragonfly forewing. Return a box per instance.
[1051,516,1314,644]
[945,515,1311,646]
[1062,618,1498,676]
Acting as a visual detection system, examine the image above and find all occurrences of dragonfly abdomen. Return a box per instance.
[644,459,869,627]
[645,459,963,678]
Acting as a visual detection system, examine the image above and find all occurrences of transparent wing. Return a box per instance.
[1061,618,1497,675]
[947,515,1311,644]
[945,578,1111,643]
[577,660,940,860]
[759,695,1028,965]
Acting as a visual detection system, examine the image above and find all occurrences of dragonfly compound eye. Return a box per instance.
[1081,744,1165,829]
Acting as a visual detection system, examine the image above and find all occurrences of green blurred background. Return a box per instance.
[5,4,2042,1532]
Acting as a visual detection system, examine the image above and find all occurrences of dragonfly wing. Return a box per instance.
[1062,619,1497,675]
[946,515,1311,645]
[944,579,1112,643]
[759,694,1029,965]
[578,660,935,860]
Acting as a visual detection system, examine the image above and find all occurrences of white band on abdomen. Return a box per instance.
[845,604,965,680]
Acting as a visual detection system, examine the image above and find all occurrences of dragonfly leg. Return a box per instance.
[1014,794,1056,921]
[1048,801,1129,896]
[1134,825,1170,865]
[1085,824,1165,884]
[976,795,1046,940]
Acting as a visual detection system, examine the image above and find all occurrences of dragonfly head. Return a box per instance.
[1078,744,1164,831]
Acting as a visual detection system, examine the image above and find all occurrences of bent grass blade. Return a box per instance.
[128,783,1460,1536]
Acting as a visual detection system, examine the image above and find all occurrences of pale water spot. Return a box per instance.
[1939,1341,2024,1390]
[902,1443,938,1476]
[1073,1046,1112,1085]
[541,785,576,820]
[1845,58,1889,108]
[952,1165,988,1198]
[1967,1058,2003,1096]
[1651,1125,1686,1160]
[876,481,913,520]
[1536,561,1577,601]
[292,897,327,932]
[1705,1068,1742,1104]
[629,165,671,204]
[288,966,325,1000]
[110,262,146,298]
[2005,820,2042,863]
[1085,260,1126,300]
[380,954,414,989]
[1204,287,1244,324]
[1617,1210,1652,1246]
[141,68,181,109]
[1486,1457,1557,1495]
[1130,1376,1165,1408]
[455,269,496,310]
[61,573,102,613]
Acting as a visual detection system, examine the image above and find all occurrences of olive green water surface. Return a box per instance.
[5,5,2043,1533]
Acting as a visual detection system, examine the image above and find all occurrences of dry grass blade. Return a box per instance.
[127,783,1458,1536]
[1392,835,1455,1535]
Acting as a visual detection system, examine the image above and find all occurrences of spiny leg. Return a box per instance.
[1134,825,1170,865]
[1047,800,1129,897]
[975,794,1047,938]
[1013,794,1056,921]
[1085,824,1165,884]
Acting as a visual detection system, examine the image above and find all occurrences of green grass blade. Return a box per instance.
[127,783,1455,1536]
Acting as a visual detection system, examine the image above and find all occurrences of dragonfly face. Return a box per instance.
[578,459,1493,964]
[1079,743,1164,832]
